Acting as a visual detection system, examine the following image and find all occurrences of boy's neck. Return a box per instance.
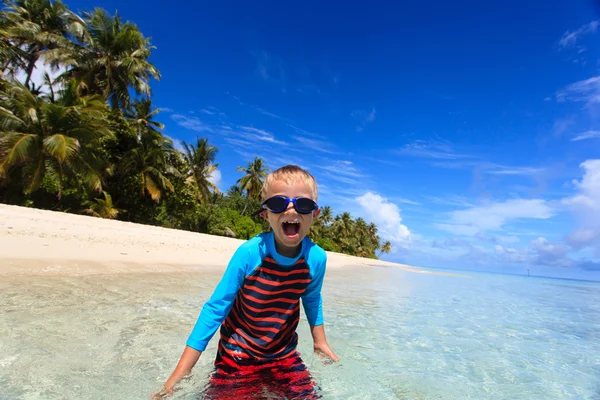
[274,236,302,258]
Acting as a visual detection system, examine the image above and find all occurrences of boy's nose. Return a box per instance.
[283,202,297,213]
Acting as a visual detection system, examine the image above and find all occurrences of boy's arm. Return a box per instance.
[154,246,250,397]
[301,251,339,362]
[186,246,249,351]
[153,346,201,398]
[310,324,339,362]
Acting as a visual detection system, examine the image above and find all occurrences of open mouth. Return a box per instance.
[282,221,301,238]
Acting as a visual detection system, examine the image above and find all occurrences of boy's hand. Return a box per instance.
[310,324,340,362]
[151,387,173,399]
[314,341,340,362]
[151,346,202,399]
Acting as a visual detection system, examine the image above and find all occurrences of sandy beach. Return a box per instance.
[0,203,424,276]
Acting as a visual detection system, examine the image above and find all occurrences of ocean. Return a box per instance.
[1,265,598,399]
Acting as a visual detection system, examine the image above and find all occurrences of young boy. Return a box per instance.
[155,165,339,399]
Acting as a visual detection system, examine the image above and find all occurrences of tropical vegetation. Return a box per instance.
[0,0,392,259]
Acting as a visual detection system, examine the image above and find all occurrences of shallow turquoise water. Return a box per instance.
[0,265,598,399]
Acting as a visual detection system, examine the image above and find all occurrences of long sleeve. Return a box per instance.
[186,246,249,351]
[301,251,326,326]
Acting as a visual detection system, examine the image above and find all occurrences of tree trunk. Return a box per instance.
[241,197,249,216]
[24,50,38,89]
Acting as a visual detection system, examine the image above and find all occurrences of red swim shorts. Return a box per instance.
[199,351,320,399]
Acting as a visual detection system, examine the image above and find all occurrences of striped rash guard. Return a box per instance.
[186,231,327,365]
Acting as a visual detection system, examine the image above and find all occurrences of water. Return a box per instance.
[1,266,599,399]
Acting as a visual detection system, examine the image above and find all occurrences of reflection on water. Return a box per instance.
[1,266,599,399]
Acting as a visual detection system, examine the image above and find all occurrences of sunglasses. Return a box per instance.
[259,196,319,214]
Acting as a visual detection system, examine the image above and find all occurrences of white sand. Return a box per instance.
[0,204,426,276]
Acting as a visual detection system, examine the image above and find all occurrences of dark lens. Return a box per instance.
[265,196,288,212]
[295,198,316,213]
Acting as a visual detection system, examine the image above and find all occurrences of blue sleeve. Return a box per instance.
[301,248,326,326]
[186,245,250,352]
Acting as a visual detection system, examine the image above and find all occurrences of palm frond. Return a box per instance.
[43,134,79,164]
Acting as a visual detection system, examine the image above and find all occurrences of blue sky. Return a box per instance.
[65,0,600,280]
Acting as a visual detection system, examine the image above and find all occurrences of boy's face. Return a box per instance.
[261,178,320,255]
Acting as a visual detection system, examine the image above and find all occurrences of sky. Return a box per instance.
[59,0,600,280]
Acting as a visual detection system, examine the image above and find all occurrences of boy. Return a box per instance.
[155,165,338,399]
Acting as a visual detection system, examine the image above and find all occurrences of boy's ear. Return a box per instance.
[313,208,321,218]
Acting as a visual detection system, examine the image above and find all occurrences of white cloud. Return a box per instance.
[561,159,600,253]
[351,108,376,132]
[286,124,327,139]
[399,141,543,176]
[251,51,287,92]
[225,138,255,149]
[436,199,555,236]
[15,57,66,94]
[171,114,215,133]
[422,161,600,271]
[532,237,574,267]
[398,140,469,159]
[552,117,575,137]
[556,76,600,107]
[390,197,420,206]
[558,20,600,49]
[315,160,366,185]
[424,195,474,207]
[566,228,598,249]
[562,160,600,212]
[199,107,226,118]
[356,192,411,246]
[209,168,222,190]
[431,160,544,176]
[486,166,544,175]
[571,130,600,141]
[494,244,531,264]
[238,126,287,145]
[165,135,186,153]
[294,136,335,153]
[171,112,287,148]
[228,93,290,122]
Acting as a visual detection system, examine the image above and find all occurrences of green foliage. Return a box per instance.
[181,137,219,204]
[0,1,392,260]
[308,207,390,258]
[236,156,269,200]
[0,80,112,195]
[314,237,338,252]
[207,207,262,240]
[83,191,122,219]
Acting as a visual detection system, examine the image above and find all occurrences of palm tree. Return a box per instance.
[227,185,243,197]
[355,217,368,235]
[311,205,332,242]
[2,0,80,89]
[378,241,392,258]
[319,205,333,226]
[119,130,176,202]
[180,137,219,204]
[124,97,164,138]
[83,191,122,219]
[237,157,269,214]
[0,22,27,78]
[47,8,160,109]
[335,212,353,236]
[367,222,378,237]
[0,80,112,194]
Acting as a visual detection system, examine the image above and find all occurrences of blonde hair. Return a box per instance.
[261,165,318,202]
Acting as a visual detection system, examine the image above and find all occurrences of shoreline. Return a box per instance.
[0,203,430,277]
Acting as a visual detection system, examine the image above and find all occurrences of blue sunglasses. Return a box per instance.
[258,196,319,214]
